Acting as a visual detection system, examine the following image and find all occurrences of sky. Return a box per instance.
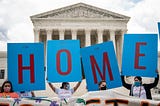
[0,0,160,51]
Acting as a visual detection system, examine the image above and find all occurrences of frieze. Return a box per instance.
[40,7,121,19]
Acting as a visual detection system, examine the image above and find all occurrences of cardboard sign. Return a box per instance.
[47,40,82,82]
[81,41,122,91]
[7,43,45,91]
[122,34,158,77]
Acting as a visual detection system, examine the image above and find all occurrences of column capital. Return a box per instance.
[33,28,40,33]
[85,28,91,31]
[33,28,40,42]
[85,29,91,34]
[59,29,65,33]
[121,29,128,32]
[109,29,116,33]
[46,29,53,33]
[97,29,104,32]
[121,29,128,35]
[71,29,77,32]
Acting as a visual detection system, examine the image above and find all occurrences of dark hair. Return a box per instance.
[98,80,106,86]
[134,76,142,82]
[1,80,14,93]
[60,82,69,89]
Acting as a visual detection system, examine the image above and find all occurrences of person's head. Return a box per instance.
[1,81,14,93]
[133,76,142,87]
[60,82,70,90]
[98,80,107,90]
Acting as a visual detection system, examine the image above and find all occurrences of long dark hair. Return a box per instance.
[1,81,14,93]
[60,82,69,89]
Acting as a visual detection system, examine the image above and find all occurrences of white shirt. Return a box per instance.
[55,88,74,100]
[133,86,146,99]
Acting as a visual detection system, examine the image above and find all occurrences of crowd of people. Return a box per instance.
[0,72,159,101]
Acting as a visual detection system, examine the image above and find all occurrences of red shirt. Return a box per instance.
[0,92,19,98]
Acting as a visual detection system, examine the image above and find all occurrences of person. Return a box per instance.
[121,73,159,99]
[48,81,81,100]
[17,91,35,98]
[98,80,107,90]
[0,80,19,98]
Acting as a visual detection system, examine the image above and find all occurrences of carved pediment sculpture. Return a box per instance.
[31,3,130,20]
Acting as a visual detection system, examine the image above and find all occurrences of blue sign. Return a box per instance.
[158,22,160,39]
[122,34,158,77]
[81,41,122,91]
[47,40,82,82]
[7,43,45,91]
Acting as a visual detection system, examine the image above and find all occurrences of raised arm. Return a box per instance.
[121,75,132,90]
[31,91,35,97]
[48,83,56,92]
[146,74,159,89]
[73,81,81,92]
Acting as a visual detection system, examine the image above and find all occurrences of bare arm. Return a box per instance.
[48,83,56,92]
[31,91,35,97]
[73,81,81,92]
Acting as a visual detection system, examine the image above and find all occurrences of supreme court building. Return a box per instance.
[0,3,159,98]
[30,3,160,97]
[30,3,130,67]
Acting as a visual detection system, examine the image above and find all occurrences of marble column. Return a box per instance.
[117,30,127,69]
[120,30,127,50]
[109,30,116,52]
[33,28,40,42]
[97,29,103,43]
[85,29,91,46]
[71,29,77,40]
[46,29,52,41]
[59,29,65,40]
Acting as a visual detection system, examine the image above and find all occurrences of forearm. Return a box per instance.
[121,76,131,89]
[31,91,35,97]
[48,83,56,92]
[153,74,159,86]
[74,81,81,92]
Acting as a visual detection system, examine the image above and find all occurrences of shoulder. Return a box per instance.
[70,88,74,93]
[10,92,19,98]
[55,88,60,93]
[141,84,148,88]
[0,93,3,96]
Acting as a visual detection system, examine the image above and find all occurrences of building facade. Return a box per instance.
[0,51,7,86]
[30,3,130,67]
[0,3,159,98]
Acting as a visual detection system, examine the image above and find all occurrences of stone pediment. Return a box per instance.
[31,3,130,20]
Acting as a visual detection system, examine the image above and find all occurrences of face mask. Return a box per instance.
[4,87,11,92]
[66,84,70,90]
[134,81,141,87]
[100,86,106,90]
